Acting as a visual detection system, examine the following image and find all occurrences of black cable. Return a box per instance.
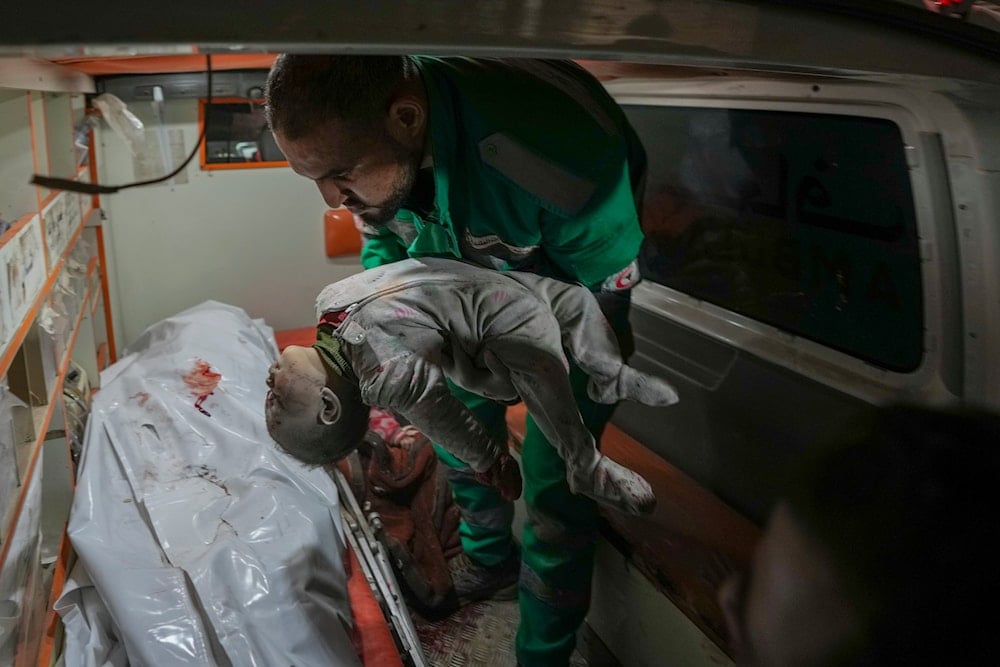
[31,54,213,195]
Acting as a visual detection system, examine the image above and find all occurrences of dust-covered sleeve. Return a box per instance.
[358,352,505,472]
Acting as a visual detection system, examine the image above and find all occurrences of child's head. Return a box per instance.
[264,344,367,465]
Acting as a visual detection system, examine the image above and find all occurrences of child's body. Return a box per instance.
[265,257,678,515]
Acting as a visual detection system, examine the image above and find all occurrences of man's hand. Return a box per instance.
[475,451,523,501]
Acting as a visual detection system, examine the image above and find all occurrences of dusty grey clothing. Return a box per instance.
[315,257,676,476]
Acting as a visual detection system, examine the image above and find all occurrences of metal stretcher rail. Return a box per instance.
[331,466,428,667]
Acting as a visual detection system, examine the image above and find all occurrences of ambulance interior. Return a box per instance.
[2,1,999,665]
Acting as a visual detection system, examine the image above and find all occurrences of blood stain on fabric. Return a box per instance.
[183,359,222,416]
[131,391,150,406]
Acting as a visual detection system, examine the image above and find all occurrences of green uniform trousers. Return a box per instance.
[433,291,631,667]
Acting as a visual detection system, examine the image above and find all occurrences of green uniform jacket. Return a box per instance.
[360,57,646,291]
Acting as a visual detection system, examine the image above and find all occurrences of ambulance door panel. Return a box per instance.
[612,102,926,524]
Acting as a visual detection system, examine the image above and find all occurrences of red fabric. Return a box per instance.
[319,310,350,328]
[338,409,462,616]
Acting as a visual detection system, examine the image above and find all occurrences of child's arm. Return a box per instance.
[359,353,506,474]
[438,340,518,404]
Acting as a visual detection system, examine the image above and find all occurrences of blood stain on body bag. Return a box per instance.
[183,359,222,416]
[131,391,150,406]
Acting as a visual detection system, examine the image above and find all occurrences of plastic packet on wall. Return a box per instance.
[1,378,30,523]
[73,115,100,167]
[37,303,57,337]
[91,94,144,157]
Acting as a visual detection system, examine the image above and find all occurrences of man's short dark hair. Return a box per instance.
[784,405,1000,666]
[264,54,412,140]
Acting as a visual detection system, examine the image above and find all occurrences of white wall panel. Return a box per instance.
[94,98,362,348]
[0,90,37,222]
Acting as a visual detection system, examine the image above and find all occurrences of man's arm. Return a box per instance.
[537,164,643,292]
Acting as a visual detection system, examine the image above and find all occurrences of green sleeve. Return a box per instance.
[539,164,644,290]
[360,229,409,269]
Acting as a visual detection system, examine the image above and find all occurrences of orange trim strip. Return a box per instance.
[26,90,55,282]
[198,97,288,171]
[197,96,208,169]
[37,527,74,667]
[201,95,263,105]
[93,225,117,362]
[26,91,40,170]
[38,190,59,212]
[41,94,53,198]
[86,110,101,212]
[204,159,288,171]
[84,98,116,363]
[0,211,34,251]
[88,255,100,317]
[51,54,277,76]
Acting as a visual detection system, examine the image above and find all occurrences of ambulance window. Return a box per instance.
[200,100,287,168]
[624,106,922,372]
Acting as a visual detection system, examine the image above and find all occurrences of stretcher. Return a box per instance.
[54,301,419,666]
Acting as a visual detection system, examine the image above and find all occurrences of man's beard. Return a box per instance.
[358,142,422,227]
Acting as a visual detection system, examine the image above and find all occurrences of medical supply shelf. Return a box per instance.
[0,213,106,667]
[3,251,98,562]
[1,68,114,666]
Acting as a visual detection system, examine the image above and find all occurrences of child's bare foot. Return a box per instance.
[474,452,523,501]
[569,455,656,515]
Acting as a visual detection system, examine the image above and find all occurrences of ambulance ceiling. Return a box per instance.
[1,0,999,86]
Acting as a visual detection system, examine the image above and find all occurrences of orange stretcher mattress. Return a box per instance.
[346,546,405,666]
[275,326,315,351]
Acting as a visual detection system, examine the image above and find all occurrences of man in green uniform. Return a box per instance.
[265,54,647,666]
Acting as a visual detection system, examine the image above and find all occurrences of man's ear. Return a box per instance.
[386,96,426,146]
[318,386,342,426]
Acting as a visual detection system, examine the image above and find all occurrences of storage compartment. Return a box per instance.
[1,378,33,535]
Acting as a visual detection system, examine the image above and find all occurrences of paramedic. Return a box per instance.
[265,55,647,666]
[718,405,998,666]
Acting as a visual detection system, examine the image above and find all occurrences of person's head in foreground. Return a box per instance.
[264,344,367,465]
[719,404,1000,666]
[264,54,427,227]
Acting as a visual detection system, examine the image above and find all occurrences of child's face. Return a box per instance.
[264,345,328,444]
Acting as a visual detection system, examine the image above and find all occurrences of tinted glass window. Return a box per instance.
[202,101,286,166]
[625,106,922,371]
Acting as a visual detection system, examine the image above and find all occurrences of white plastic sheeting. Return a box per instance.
[55,301,362,667]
